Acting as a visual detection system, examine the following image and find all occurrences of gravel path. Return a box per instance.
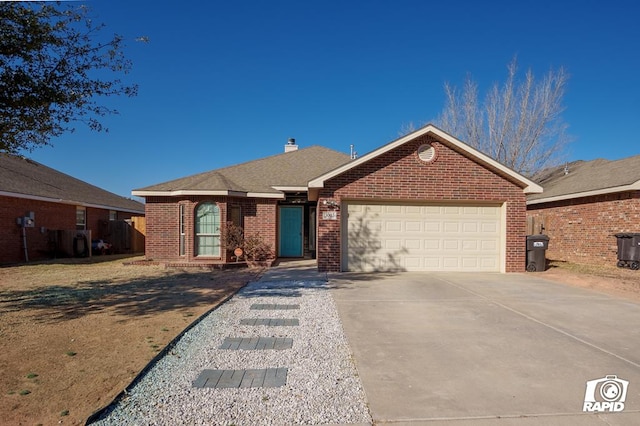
[90,279,372,425]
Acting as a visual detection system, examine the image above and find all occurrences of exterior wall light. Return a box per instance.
[322,200,340,210]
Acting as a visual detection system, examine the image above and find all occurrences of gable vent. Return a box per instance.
[418,144,436,162]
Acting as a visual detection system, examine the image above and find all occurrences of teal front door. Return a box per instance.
[279,206,303,257]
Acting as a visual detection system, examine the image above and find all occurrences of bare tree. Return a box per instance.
[398,121,417,137]
[436,58,570,177]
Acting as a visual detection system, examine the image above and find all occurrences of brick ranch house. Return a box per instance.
[133,125,541,272]
[0,154,145,264]
[527,155,640,267]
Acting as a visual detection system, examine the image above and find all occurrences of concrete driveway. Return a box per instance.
[330,272,640,425]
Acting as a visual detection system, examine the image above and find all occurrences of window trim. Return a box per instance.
[76,207,86,230]
[179,204,186,256]
[194,202,221,257]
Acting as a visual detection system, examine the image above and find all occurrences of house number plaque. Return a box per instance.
[322,211,338,220]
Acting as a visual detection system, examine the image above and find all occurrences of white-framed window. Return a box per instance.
[76,207,86,230]
[195,202,220,256]
[109,210,117,221]
[179,204,186,256]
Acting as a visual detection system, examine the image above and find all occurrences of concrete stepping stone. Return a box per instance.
[193,367,288,388]
[219,337,293,350]
[240,318,299,326]
[250,303,299,310]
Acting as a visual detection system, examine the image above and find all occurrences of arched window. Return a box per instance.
[195,202,220,256]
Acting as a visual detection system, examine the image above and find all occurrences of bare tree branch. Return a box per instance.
[437,58,570,177]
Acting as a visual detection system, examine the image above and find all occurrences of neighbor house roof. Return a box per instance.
[132,146,351,198]
[527,155,640,205]
[0,154,145,214]
[308,124,543,197]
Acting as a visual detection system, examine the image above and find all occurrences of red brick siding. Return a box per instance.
[317,135,528,272]
[526,191,640,265]
[145,197,181,261]
[0,195,138,264]
[144,196,277,264]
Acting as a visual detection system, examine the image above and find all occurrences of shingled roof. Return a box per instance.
[132,145,351,198]
[0,154,144,213]
[528,155,640,204]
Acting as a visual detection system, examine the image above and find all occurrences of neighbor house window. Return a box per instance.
[109,210,117,221]
[195,202,220,256]
[179,204,186,256]
[76,207,86,230]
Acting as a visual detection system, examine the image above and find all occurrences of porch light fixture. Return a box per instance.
[322,200,340,210]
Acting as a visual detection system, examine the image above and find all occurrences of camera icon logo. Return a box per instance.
[583,375,629,412]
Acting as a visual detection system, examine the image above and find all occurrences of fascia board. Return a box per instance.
[131,189,238,197]
[131,189,285,199]
[308,124,543,193]
[0,190,145,214]
[271,186,308,192]
[246,192,285,199]
[527,181,640,205]
[79,203,145,214]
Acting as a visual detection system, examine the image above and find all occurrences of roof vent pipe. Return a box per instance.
[285,138,298,152]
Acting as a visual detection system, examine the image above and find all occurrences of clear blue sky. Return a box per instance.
[24,0,640,199]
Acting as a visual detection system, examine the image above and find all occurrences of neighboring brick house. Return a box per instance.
[134,125,541,272]
[0,154,145,264]
[527,155,640,267]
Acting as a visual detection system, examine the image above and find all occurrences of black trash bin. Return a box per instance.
[614,233,640,270]
[526,235,549,272]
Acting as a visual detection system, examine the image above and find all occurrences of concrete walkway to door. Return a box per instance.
[330,272,640,425]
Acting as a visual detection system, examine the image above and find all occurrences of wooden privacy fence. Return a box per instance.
[130,216,146,254]
[106,218,146,254]
[48,230,92,258]
[47,217,146,258]
[527,216,546,236]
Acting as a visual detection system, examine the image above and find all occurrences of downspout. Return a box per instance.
[22,226,29,262]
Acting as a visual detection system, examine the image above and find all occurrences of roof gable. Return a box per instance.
[528,155,640,204]
[309,124,542,194]
[132,145,351,198]
[0,154,144,213]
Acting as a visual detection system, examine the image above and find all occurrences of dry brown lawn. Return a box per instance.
[0,256,262,426]
[0,255,638,425]
[542,259,640,303]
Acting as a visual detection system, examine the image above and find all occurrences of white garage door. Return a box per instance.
[344,203,502,272]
